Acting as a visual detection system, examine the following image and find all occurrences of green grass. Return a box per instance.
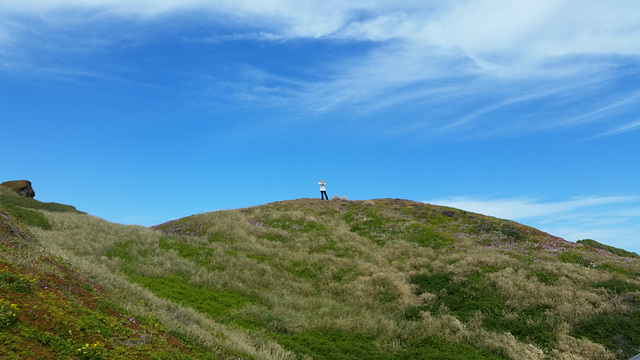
[597,262,632,275]
[578,239,640,259]
[575,310,640,358]
[407,272,506,322]
[0,193,81,214]
[0,192,82,230]
[129,273,256,322]
[105,241,135,262]
[406,272,557,349]
[1,204,52,229]
[275,330,379,360]
[342,202,457,247]
[557,250,594,267]
[487,305,554,349]
[275,331,507,360]
[261,217,326,233]
[528,269,559,285]
[159,237,216,266]
[592,277,640,294]
[286,260,323,279]
[0,191,83,230]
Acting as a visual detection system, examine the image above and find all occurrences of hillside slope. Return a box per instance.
[0,188,233,359]
[3,191,640,359]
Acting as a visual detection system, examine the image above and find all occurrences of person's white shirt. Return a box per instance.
[318,181,326,191]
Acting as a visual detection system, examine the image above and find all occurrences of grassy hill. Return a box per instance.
[1,187,640,359]
[0,188,232,359]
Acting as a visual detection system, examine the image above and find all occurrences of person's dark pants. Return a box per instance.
[321,191,328,200]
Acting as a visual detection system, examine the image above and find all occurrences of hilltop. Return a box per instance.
[1,186,640,359]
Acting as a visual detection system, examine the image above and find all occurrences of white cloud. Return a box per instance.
[426,195,638,220]
[4,0,638,73]
[3,0,639,52]
[3,0,640,139]
[416,0,640,75]
[337,12,419,41]
[592,119,640,138]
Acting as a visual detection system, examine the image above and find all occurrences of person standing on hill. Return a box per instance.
[318,180,328,200]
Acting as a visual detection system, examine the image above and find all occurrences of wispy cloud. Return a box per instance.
[5,1,639,67]
[589,118,640,139]
[427,195,640,253]
[426,195,638,219]
[3,0,640,139]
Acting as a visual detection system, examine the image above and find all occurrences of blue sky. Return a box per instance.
[2,0,640,253]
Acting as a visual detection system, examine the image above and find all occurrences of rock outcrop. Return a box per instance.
[1,180,35,198]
